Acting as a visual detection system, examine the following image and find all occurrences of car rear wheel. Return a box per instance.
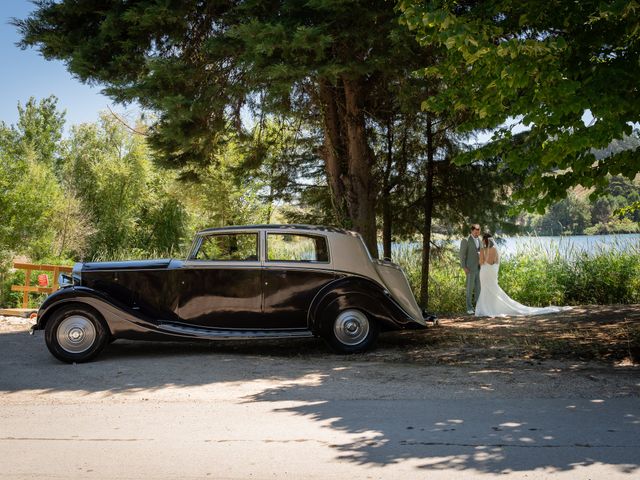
[325,309,379,354]
[45,305,109,363]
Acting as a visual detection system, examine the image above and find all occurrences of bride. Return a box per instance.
[475,233,571,317]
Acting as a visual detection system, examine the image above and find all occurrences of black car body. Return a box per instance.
[34,225,428,362]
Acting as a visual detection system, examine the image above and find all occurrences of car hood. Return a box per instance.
[80,259,173,271]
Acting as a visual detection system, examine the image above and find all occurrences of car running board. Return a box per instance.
[157,322,315,339]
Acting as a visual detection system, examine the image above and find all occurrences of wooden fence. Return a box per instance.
[11,262,73,308]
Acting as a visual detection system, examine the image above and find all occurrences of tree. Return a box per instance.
[0,147,64,259]
[399,0,640,212]
[62,114,191,258]
[591,197,613,226]
[234,116,325,225]
[0,98,66,260]
[15,96,65,169]
[16,0,438,255]
[177,141,272,234]
[534,193,591,235]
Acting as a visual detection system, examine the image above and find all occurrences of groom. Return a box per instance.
[460,224,481,314]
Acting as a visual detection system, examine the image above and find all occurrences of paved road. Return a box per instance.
[1,323,639,479]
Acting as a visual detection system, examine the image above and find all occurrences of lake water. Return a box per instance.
[389,233,640,259]
[488,233,640,258]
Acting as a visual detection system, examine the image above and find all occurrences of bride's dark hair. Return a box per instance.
[482,233,493,248]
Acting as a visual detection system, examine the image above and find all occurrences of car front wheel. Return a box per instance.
[44,305,109,363]
[325,308,379,354]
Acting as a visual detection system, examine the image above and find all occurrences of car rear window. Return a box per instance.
[194,233,258,261]
[267,234,329,262]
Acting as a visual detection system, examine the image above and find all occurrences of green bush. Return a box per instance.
[0,251,22,308]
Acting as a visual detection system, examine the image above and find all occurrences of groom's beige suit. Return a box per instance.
[460,234,481,312]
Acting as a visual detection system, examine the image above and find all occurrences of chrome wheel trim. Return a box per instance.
[333,309,370,346]
[56,315,97,354]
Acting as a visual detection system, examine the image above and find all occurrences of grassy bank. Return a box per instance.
[393,241,640,314]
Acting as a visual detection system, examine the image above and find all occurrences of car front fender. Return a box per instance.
[35,286,159,338]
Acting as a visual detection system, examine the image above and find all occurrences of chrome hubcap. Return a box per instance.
[57,315,96,354]
[334,310,369,346]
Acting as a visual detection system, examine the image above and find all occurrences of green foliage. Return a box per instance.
[518,175,640,235]
[235,117,327,225]
[499,253,570,306]
[393,243,468,313]
[16,0,418,167]
[399,0,640,211]
[532,193,591,235]
[563,249,640,305]
[63,117,149,253]
[596,175,640,225]
[0,98,66,259]
[15,96,65,168]
[0,97,270,287]
[615,201,640,218]
[584,218,640,235]
[61,114,194,258]
[0,251,21,308]
[178,141,272,233]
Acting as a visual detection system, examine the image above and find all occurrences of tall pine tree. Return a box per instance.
[17,0,437,255]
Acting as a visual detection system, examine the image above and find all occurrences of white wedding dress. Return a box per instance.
[475,249,571,318]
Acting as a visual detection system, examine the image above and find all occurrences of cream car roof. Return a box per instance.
[192,225,381,279]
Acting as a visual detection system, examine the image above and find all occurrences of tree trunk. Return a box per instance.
[382,116,393,259]
[419,115,435,308]
[317,77,378,258]
[343,78,378,257]
[318,79,348,225]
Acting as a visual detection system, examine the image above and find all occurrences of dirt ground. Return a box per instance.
[378,304,640,367]
[2,304,638,367]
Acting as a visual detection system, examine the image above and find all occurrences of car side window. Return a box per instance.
[195,233,258,261]
[267,234,329,262]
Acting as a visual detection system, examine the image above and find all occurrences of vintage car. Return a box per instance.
[33,225,431,363]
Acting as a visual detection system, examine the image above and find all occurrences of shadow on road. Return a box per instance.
[247,378,640,475]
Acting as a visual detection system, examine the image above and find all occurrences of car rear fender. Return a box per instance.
[307,276,415,334]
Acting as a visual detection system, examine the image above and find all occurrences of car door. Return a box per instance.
[178,231,263,328]
[262,232,337,329]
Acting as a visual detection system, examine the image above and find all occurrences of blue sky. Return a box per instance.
[0,1,137,131]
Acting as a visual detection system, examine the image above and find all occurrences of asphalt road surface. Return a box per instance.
[1,320,639,479]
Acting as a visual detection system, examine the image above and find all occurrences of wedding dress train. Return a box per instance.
[475,263,571,317]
